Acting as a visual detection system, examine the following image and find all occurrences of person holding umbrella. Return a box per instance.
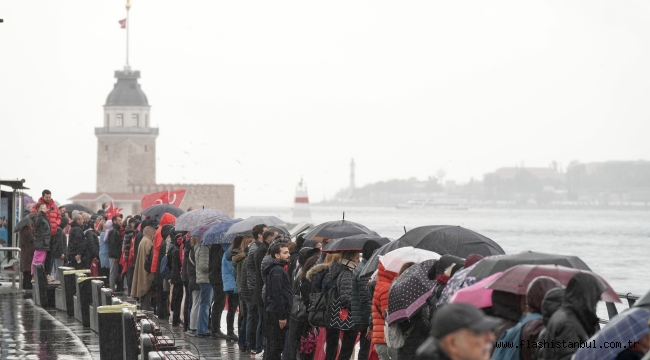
[351,240,382,360]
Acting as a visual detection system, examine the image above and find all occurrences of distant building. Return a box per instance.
[70,66,234,216]
[482,167,566,203]
[566,161,650,204]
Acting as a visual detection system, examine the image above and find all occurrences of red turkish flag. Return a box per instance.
[119,18,126,29]
[141,191,169,210]
[105,201,123,220]
[167,190,187,207]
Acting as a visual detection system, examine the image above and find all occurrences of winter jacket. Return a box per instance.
[239,248,251,300]
[181,237,191,283]
[536,274,605,360]
[261,254,272,301]
[169,235,183,285]
[19,226,35,273]
[264,260,292,320]
[51,226,68,260]
[245,240,261,298]
[107,227,123,259]
[67,222,86,264]
[306,262,331,294]
[351,258,372,326]
[372,263,398,345]
[251,241,269,306]
[326,259,355,312]
[84,227,100,263]
[31,211,51,250]
[398,305,431,360]
[150,213,176,273]
[32,197,61,236]
[415,337,452,360]
[123,225,134,263]
[195,244,210,284]
[209,243,225,285]
[187,245,200,291]
[287,246,300,285]
[131,233,154,298]
[222,248,237,293]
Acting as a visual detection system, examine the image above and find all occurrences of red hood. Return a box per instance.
[160,213,176,226]
[378,263,398,283]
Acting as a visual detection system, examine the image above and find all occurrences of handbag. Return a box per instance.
[308,290,330,327]
[290,280,308,322]
[300,327,318,355]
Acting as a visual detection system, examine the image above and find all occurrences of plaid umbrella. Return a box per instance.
[381,247,440,273]
[436,253,510,307]
[359,240,407,278]
[387,259,437,324]
[224,216,285,236]
[303,220,378,241]
[322,235,391,253]
[202,219,243,245]
[635,290,650,309]
[573,307,650,360]
[190,221,221,239]
[449,272,502,309]
[141,204,184,220]
[486,264,621,303]
[467,251,591,279]
[397,225,505,258]
[175,209,231,232]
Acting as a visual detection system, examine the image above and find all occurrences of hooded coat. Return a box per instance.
[536,273,605,360]
[244,240,261,302]
[532,288,565,360]
[351,258,372,326]
[32,197,61,236]
[264,259,293,320]
[169,234,183,285]
[491,290,523,341]
[520,277,562,360]
[31,211,51,251]
[131,227,156,298]
[372,263,398,345]
[251,240,269,306]
[150,213,176,273]
[67,221,87,266]
[325,259,356,313]
[239,247,251,300]
[306,262,330,292]
[195,244,210,285]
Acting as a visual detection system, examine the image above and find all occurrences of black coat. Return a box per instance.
[51,227,67,258]
[536,274,604,360]
[245,240,261,301]
[181,238,191,282]
[187,246,199,291]
[239,247,252,301]
[84,229,100,264]
[287,247,300,285]
[67,222,86,263]
[123,225,134,263]
[251,241,269,306]
[134,231,144,267]
[264,260,292,320]
[32,211,51,251]
[398,305,431,360]
[325,260,354,310]
[209,243,224,285]
[169,238,182,285]
[107,228,122,259]
[351,259,372,326]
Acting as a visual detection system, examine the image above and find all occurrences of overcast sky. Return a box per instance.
[1,1,649,206]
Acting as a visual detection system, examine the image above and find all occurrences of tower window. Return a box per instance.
[116,114,124,126]
[132,114,139,127]
[145,114,149,127]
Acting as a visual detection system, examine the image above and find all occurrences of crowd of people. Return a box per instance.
[15,189,650,360]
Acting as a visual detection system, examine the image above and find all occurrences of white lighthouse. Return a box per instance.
[292,178,312,224]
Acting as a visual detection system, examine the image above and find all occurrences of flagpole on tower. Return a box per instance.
[126,0,131,67]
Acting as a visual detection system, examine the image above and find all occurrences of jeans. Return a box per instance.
[246,299,258,350]
[190,289,201,331]
[211,283,226,333]
[374,344,398,360]
[256,305,265,352]
[198,283,213,335]
[325,328,357,360]
[109,258,120,291]
[239,299,249,346]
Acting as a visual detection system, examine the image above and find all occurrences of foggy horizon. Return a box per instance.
[2,1,650,207]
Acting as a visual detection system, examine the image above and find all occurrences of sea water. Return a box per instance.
[238,205,648,297]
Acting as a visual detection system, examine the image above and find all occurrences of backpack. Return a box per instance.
[308,277,337,328]
[158,241,172,279]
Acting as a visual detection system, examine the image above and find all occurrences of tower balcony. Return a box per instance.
[95,127,159,136]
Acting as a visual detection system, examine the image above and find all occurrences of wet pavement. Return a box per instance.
[0,280,252,359]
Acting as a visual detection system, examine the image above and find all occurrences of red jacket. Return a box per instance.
[150,213,176,273]
[32,197,61,236]
[372,263,398,345]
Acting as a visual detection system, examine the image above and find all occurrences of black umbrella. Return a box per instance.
[358,240,408,278]
[322,235,391,253]
[398,225,504,258]
[14,215,32,233]
[303,220,378,241]
[62,203,94,214]
[466,251,591,279]
[269,225,291,236]
[141,204,185,221]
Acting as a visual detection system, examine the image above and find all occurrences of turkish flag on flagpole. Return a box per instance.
[141,190,187,210]
[119,18,126,29]
[105,201,124,220]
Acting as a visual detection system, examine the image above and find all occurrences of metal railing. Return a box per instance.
[600,292,643,324]
[0,247,22,290]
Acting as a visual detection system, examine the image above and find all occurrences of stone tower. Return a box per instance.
[95,66,158,192]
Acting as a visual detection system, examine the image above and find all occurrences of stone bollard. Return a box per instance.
[77,276,106,327]
[63,269,90,316]
[55,266,75,311]
[97,303,137,360]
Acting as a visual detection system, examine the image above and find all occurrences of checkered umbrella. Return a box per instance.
[636,290,650,309]
[573,307,650,360]
[387,259,437,324]
[485,264,621,303]
[174,209,231,232]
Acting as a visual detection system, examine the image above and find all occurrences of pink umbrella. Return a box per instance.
[449,272,502,309]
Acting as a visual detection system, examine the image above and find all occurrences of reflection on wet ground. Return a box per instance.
[0,282,250,359]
